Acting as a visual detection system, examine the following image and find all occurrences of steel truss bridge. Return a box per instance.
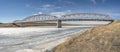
[14,13,113,28]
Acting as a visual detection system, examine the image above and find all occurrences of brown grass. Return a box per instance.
[54,20,120,52]
[0,22,106,27]
[0,23,17,27]
[0,23,57,27]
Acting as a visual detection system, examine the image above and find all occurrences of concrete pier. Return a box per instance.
[19,23,25,27]
[57,20,62,28]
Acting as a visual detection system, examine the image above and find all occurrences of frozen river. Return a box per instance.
[0,26,91,52]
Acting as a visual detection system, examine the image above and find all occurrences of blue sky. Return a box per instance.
[0,0,120,22]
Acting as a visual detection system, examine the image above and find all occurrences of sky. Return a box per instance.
[0,0,120,23]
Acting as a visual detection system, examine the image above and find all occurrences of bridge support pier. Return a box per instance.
[19,23,25,27]
[57,20,62,28]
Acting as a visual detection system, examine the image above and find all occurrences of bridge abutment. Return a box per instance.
[57,20,62,28]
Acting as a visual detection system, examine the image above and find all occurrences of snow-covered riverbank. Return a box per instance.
[0,26,91,52]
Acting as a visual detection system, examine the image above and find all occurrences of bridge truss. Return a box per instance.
[14,13,112,23]
[13,13,113,28]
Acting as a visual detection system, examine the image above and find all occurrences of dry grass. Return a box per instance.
[54,20,120,52]
[0,23,17,27]
[0,23,57,27]
[0,22,106,27]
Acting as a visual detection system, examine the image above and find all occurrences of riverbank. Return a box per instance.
[54,20,120,52]
[0,22,109,27]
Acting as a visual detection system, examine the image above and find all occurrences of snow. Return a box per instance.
[0,27,59,36]
[0,26,90,52]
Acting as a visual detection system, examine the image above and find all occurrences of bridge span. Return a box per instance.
[14,13,113,28]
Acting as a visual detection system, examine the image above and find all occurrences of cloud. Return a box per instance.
[58,0,75,5]
[38,4,61,11]
[90,0,107,4]
[32,12,43,15]
[50,12,66,17]
[42,4,53,8]
[58,0,61,1]
[67,10,72,12]
[109,13,120,20]
[91,0,96,4]
[102,0,106,3]
[41,4,54,10]
[38,12,43,14]
[50,10,72,17]
[32,10,72,17]
[25,4,52,10]
[58,0,66,1]
[25,4,62,13]
[25,4,31,7]
[25,4,37,10]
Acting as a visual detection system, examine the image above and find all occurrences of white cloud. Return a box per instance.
[102,0,106,3]
[33,13,39,15]
[108,13,120,17]
[50,10,72,17]
[25,4,61,12]
[38,4,61,11]
[91,0,96,4]
[40,4,52,10]
[32,12,43,15]
[58,0,75,5]
[90,0,107,4]
[25,4,31,7]
[58,0,64,1]
[42,4,59,10]
[67,10,72,12]
[50,12,66,17]
[42,4,53,8]
[38,12,43,14]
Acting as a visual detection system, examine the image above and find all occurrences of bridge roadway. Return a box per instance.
[14,13,114,28]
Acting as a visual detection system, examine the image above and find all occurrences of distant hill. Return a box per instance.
[54,20,120,52]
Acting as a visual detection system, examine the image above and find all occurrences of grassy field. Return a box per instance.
[54,20,120,52]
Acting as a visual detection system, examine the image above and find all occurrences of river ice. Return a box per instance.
[0,26,91,52]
